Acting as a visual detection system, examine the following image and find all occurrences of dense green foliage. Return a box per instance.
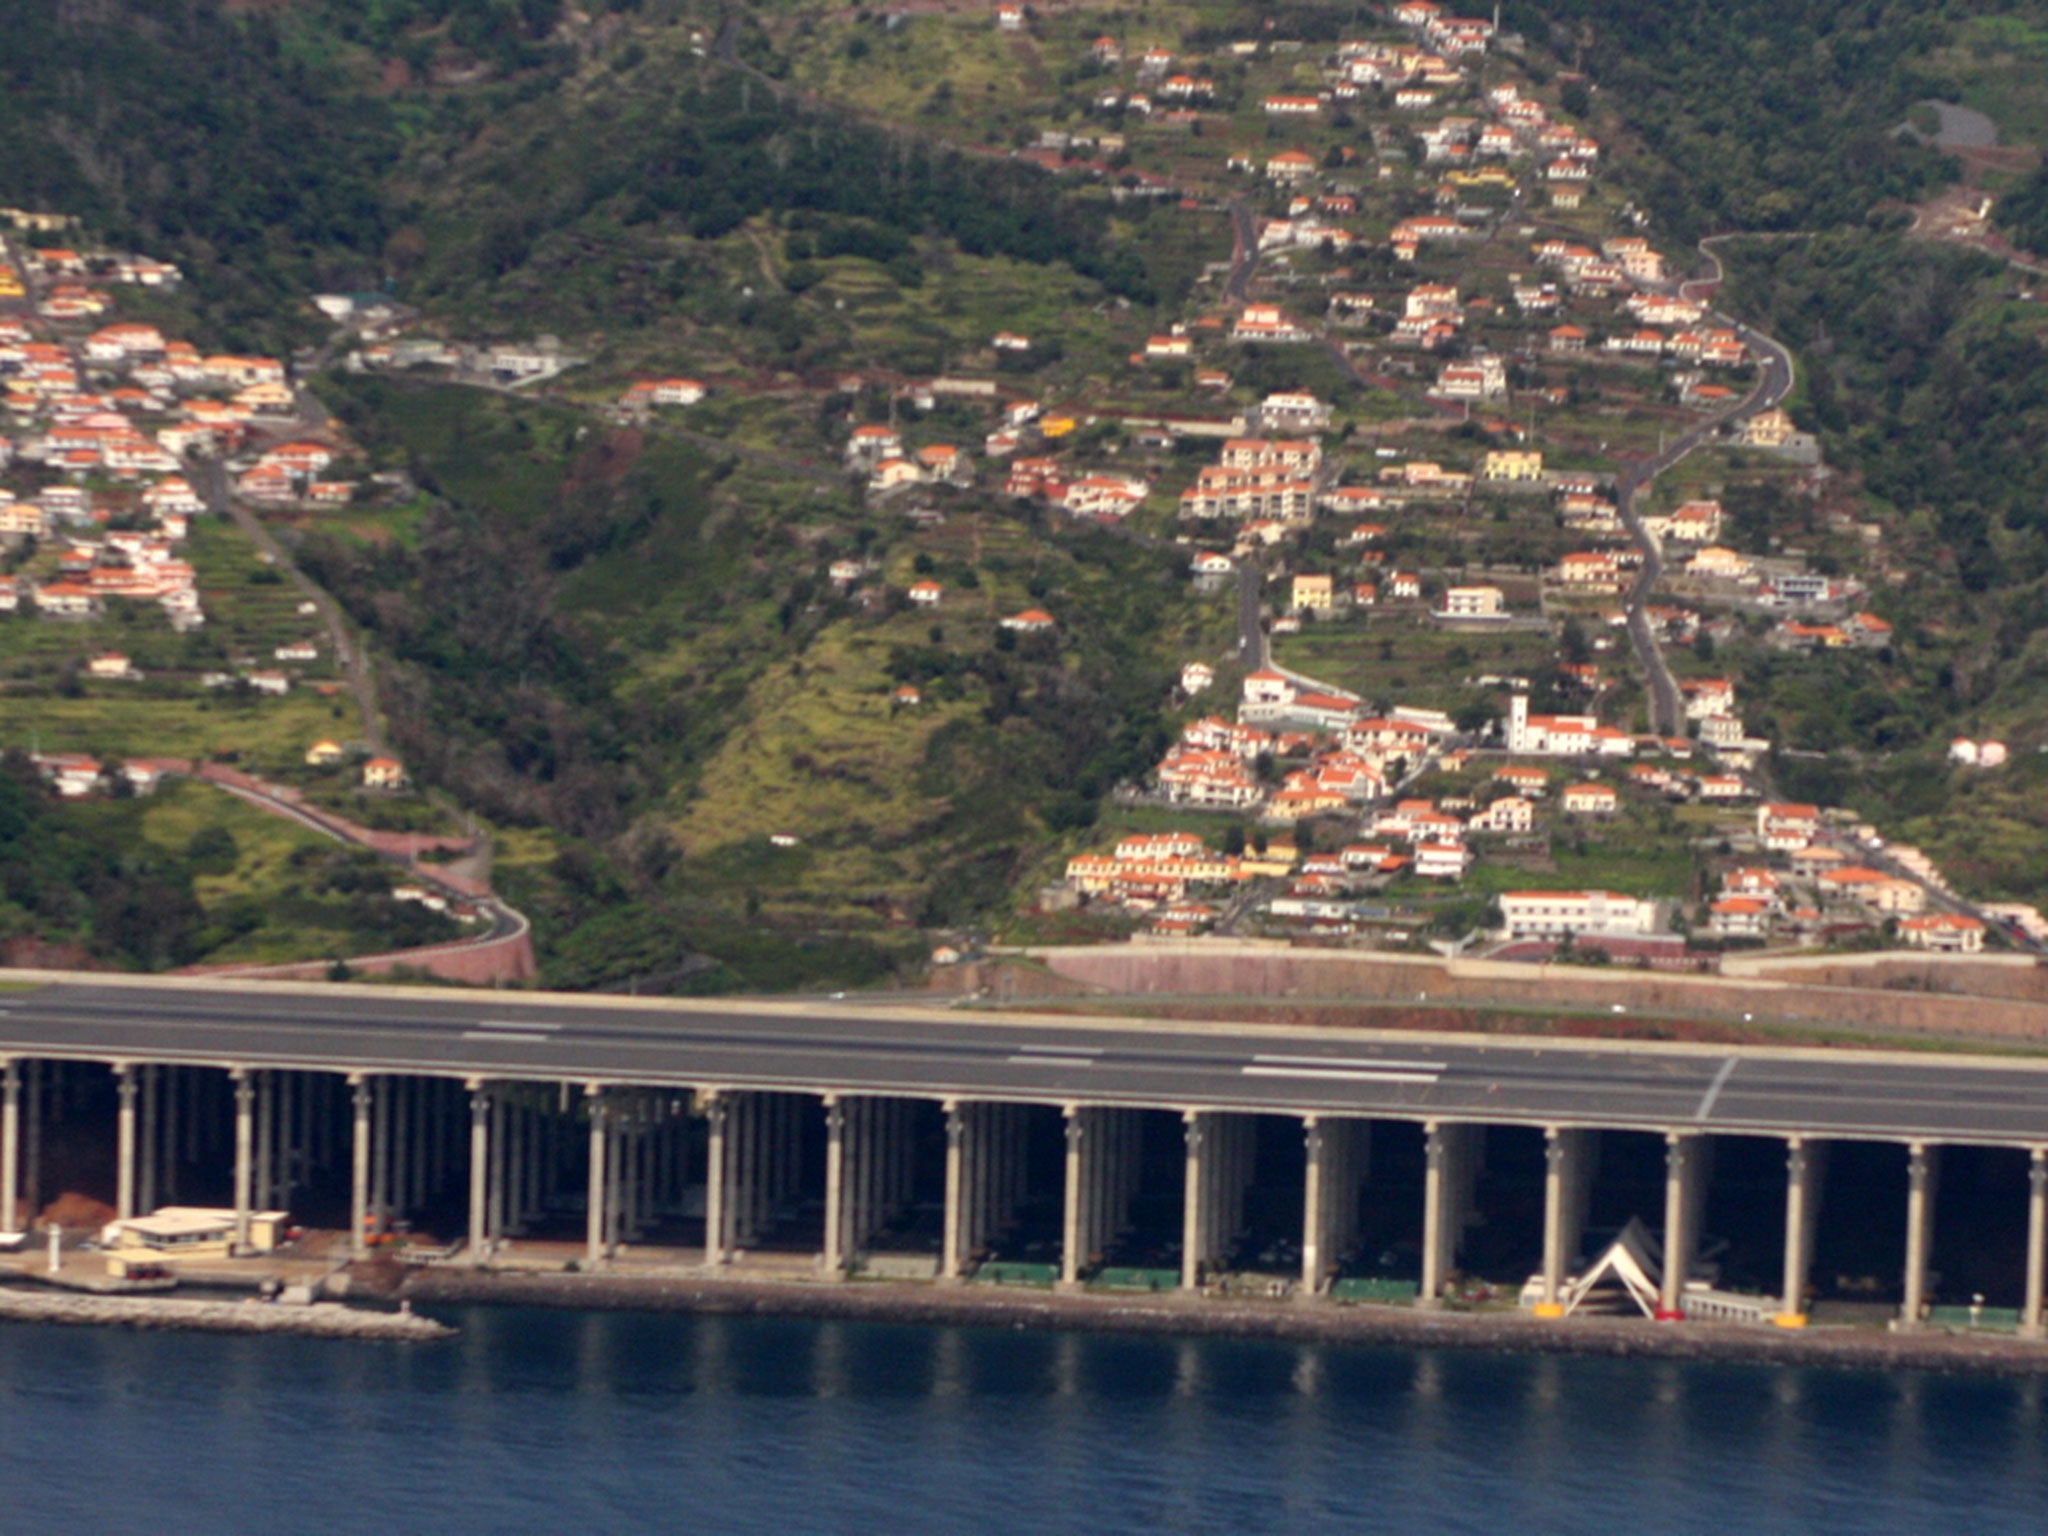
[409,70,1164,324]
[0,0,396,346]
[1514,0,1954,236]
[1725,236,2048,596]
[1994,158,2048,255]
[0,759,459,970]
[301,383,721,840]
[318,0,566,73]
[0,756,204,969]
[299,379,1203,990]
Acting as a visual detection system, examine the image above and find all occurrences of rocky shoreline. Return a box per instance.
[401,1268,2048,1377]
[0,1284,455,1341]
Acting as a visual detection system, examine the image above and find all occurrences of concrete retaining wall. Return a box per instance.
[1030,943,2048,1042]
[215,928,538,986]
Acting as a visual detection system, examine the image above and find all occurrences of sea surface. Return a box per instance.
[2,1307,2045,1533]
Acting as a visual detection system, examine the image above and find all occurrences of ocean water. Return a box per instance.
[2,1308,2044,1533]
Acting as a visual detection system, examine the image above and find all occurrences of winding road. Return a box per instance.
[192,456,386,752]
[1612,241,1801,736]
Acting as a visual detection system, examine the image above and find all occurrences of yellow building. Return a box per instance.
[104,1207,291,1259]
[1291,573,1336,613]
[1482,450,1544,482]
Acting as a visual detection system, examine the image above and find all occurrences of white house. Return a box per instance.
[1499,889,1660,939]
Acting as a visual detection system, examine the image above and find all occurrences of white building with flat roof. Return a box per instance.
[1499,889,1661,939]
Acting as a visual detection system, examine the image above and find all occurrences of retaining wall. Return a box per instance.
[1031,943,2048,1042]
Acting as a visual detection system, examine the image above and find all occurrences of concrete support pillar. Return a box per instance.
[113,1064,138,1223]
[349,1075,371,1260]
[1,1060,19,1235]
[1659,1132,1706,1319]
[1900,1141,1939,1332]
[1536,1127,1593,1316]
[1182,1110,1213,1291]
[2024,1149,2047,1342]
[823,1094,847,1277]
[467,1081,491,1265]
[1301,1117,1333,1295]
[231,1068,254,1254]
[1778,1136,1823,1326]
[1420,1121,1480,1304]
[704,1094,731,1266]
[584,1086,609,1268]
[1061,1105,1089,1287]
[941,1100,974,1281]
[1330,1118,1370,1287]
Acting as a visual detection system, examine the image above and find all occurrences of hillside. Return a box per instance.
[4,0,2048,986]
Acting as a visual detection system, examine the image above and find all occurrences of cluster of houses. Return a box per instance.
[0,227,359,687]
[1068,770,1997,957]
[305,739,410,790]
[234,439,357,508]
[0,276,251,633]
[25,751,179,800]
[349,335,578,387]
[0,477,205,629]
[1700,804,1990,952]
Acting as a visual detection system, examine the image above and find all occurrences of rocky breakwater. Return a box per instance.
[0,1286,454,1341]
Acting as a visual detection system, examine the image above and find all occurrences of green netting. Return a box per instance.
[1928,1305,2023,1332]
[1089,1267,1181,1292]
[972,1261,1060,1286]
[1330,1277,1421,1303]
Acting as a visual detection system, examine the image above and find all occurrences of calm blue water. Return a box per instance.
[2,1308,2044,1533]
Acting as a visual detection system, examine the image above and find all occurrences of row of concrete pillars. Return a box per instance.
[12,1060,2048,1333]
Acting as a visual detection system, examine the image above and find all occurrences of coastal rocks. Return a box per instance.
[0,1286,454,1341]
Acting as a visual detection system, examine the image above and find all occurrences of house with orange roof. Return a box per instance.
[1899,913,1985,953]
[362,756,409,791]
[1561,782,1618,815]
[1708,895,1772,939]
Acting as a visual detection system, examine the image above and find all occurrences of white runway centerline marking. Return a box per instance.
[477,1020,561,1032]
[1008,1044,1103,1067]
[1243,1055,1444,1085]
[461,1030,551,1043]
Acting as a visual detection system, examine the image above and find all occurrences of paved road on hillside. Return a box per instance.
[1613,253,1800,736]
[194,457,385,751]
[5,976,2048,1144]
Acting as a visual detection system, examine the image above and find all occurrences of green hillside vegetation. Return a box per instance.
[0,764,459,971]
[0,0,398,349]
[299,375,1227,988]
[1510,0,1955,235]
[11,0,2048,980]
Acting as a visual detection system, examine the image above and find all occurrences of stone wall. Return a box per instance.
[1031,944,2048,1043]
